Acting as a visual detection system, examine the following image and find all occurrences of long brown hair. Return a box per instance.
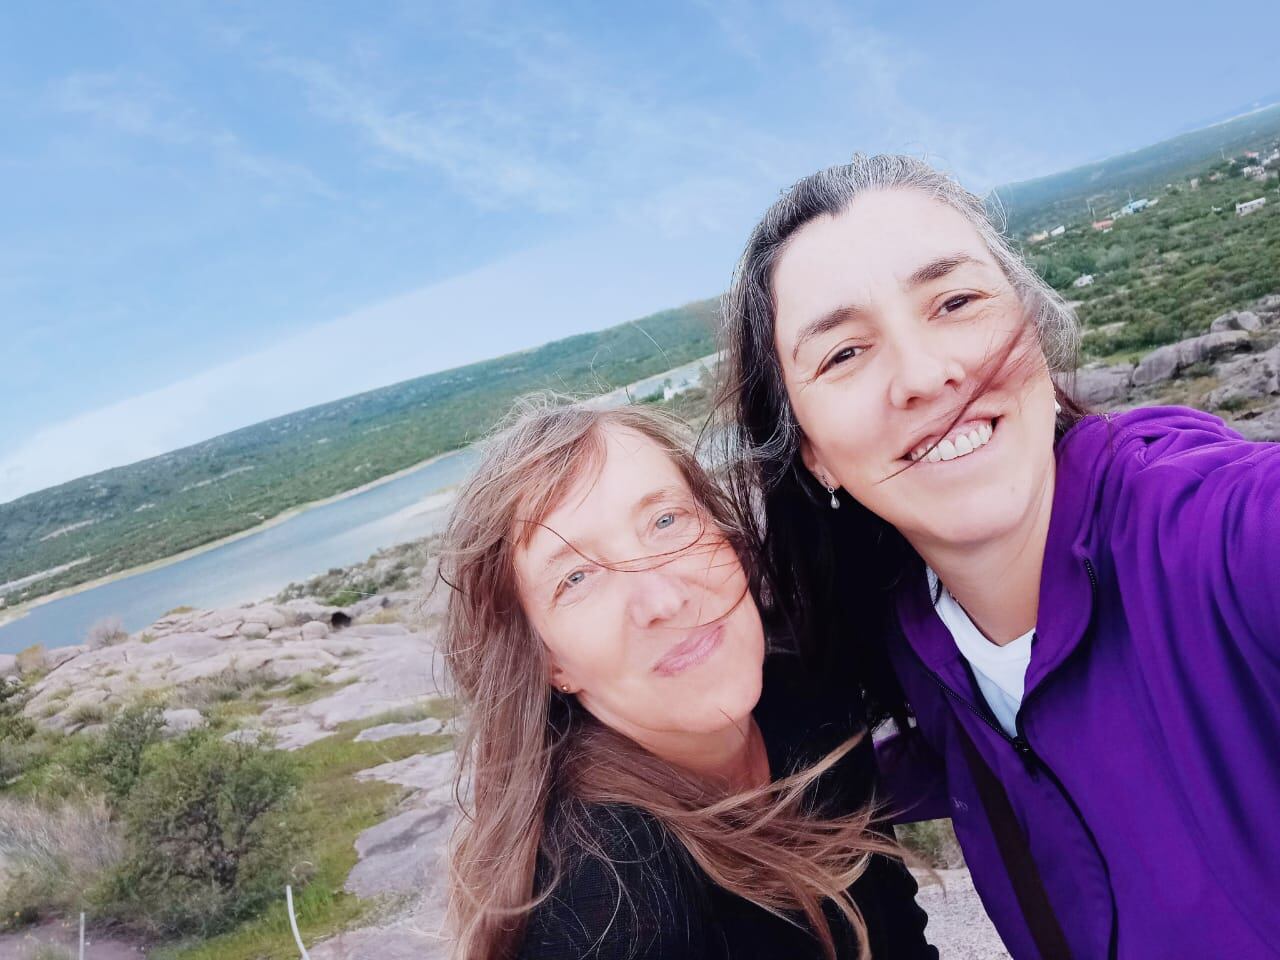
[440,394,907,960]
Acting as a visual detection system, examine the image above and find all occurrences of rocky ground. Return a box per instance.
[1070,293,1280,436]
[2,582,457,959]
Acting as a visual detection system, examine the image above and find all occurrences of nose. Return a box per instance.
[626,568,689,630]
[886,323,967,410]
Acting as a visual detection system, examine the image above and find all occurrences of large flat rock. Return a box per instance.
[309,925,448,960]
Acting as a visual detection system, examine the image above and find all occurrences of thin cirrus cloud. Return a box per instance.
[51,71,335,200]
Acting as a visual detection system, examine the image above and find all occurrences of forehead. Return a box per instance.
[518,423,691,565]
[772,188,995,329]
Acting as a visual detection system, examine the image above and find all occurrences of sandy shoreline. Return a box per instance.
[0,447,465,630]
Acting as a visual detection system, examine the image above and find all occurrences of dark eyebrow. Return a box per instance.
[906,253,980,288]
[790,305,866,364]
[789,254,981,364]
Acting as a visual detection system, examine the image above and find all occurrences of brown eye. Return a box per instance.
[941,295,973,314]
[822,345,863,373]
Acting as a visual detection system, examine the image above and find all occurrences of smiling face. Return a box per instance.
[772,187,1058,552]
[514,423,765,752]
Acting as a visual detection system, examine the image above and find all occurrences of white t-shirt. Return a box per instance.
[926,568,1033,739]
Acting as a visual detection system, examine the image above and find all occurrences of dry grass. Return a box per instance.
[85,616,129,650]
[0,794,124,924]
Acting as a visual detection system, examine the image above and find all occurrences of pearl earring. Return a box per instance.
[560,683,571,693]
[1054,400,1063,415]
[826,482,840,510]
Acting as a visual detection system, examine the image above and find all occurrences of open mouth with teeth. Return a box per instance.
[906,417,999,463]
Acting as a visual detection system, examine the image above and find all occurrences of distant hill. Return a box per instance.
[994,102,1280,233]
[0,299,718,608]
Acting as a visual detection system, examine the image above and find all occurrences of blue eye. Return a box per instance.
[564,570,586,587]
[655,512,676,529]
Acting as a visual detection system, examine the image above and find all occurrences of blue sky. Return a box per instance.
[3,0,1279,504]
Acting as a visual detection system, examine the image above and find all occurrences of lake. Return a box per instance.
[0,447,480,654]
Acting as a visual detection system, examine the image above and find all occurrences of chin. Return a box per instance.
[679,671,763,735]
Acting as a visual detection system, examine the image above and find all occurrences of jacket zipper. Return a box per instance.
[914,556,1119,958]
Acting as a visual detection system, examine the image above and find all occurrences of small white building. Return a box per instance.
[1049,224,1066,237]
[1237,198,1267,217]
[1120,198,1151,216]
[1242,165,1267,181]
[1073,274,1096,288]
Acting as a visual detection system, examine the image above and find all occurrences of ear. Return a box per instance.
[548,663,575,695]
[798,434,835,490]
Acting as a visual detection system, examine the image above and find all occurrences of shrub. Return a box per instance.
[14,644,46,677]
[64,701,110,728]
[101,730,310,937]
[170,665,278,711]
[85,615,129,649]
[0,794,124,927]
[0,677,34,743]
[77,702,166,804]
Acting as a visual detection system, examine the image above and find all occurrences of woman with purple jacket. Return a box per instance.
[717,154,1280,959]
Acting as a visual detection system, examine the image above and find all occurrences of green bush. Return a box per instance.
[77,702,167,803]
[100,730,310,937]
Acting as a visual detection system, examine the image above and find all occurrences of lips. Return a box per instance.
[653,623,726,676]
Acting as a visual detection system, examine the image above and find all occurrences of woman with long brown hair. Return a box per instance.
[439,397,936,959]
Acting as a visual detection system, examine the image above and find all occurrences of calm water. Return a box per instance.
[0,447,481,654]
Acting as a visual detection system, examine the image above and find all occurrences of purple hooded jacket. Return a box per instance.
[878,407,1280,959]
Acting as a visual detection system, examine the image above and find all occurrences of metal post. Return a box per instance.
[286,885,311,960]
[79,912,85,960]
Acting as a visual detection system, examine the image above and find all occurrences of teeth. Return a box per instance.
[912,419,995,464]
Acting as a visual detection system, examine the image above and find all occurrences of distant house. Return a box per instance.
[1237,198,1267,217]
[1189,177,1201,190]
[1049,224,1066,237]
[1073,274,1096,288]
[1120,198,1151,216]
[1028,230,1050,244]
[1092,218,1115,231]
[1244,150,1260,160]
[1243,165,1268,181]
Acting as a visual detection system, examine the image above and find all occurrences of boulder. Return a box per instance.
[1210,310,1263,333]
[1208,346,1280,409]
[1069,364,1134,406]
[238,621,271,640]
[345,805,454,898]
[212,620,242,639]
[301,620,330,641]
[355,751,455,796]
[162,708,205,735]
[1230,402,1280,442]
[355,717,445,742]
[1132,330,1250,387]
[309,926,447,960]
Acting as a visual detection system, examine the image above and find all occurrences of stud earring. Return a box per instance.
[826,482,840,510]
[1054,400,1063,415]
[560,683,571,693]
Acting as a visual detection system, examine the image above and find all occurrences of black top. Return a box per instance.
[518,653,938,959]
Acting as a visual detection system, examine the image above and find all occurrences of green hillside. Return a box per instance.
[1020,154,1280,357]
[0,299,718,607]
[996,102,1280,233]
